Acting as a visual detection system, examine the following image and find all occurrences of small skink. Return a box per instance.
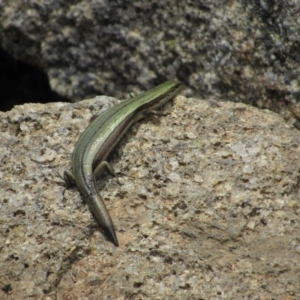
[64,80,183,246]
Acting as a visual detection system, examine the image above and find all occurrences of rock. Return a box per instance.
[1,1,300,127]
[1,94,299,299]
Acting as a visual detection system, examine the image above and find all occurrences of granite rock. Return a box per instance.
[0,93,299,299]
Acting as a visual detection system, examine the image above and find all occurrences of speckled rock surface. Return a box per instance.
[1,92,300,299]
[1,1,300,127]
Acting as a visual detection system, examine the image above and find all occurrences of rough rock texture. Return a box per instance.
[1,93,300,299]
[1,1,300,127]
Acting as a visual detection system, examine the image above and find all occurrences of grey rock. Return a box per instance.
[1,1,300,127]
